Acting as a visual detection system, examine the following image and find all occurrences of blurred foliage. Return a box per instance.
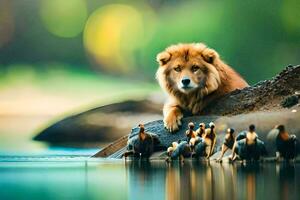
[40,0,88,38]
[0,0,299,84]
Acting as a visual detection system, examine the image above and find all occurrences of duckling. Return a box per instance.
[231,124,266,161]
[275,125,298,160]
[123,124,159,159]
[193,137,207,158]
[186,122,202,150]
[203,122,217,159]
[196,123,206,138]
[166,140,192,162]
[217,128,235,162]
[190,123,206,150]
[186,122,197,143]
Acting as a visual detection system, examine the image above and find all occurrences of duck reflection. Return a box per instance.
[125,161,299,200]
[165,162,238,200]
[213,163,237,200]
[125,161,166,200]
[278,163,296,200]
[239,163,261,200]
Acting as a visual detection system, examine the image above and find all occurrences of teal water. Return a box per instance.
[0,155,299,200]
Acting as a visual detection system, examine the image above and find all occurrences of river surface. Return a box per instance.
[0,156,299,200]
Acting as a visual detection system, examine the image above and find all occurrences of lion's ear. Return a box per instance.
[156,51,171,66]
[201,48,219,64]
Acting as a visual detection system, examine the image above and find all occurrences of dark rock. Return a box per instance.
[202,65,300,115]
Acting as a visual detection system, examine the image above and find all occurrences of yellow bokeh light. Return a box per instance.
[40,0,87,38]
[83,4,145,73]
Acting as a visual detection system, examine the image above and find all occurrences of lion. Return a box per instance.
[156,43,248,132]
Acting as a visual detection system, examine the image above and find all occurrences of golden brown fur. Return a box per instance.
[156,43,248,132]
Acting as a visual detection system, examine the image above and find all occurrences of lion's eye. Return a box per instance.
[191,65,200,72]
[174,66,181,72]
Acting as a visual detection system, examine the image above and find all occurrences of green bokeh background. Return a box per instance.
[0,0,299,84]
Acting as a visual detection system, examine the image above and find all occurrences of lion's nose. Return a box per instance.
[181,78,190,86]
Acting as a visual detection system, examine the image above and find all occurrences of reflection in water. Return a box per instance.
[126,161,299,200]
[125,161,166,200]
[0,159,299,200]
[278,163,296,200]
[238,163,261,200]
[164,162,237,200]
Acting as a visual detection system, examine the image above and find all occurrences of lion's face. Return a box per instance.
[164,54,208,93]
[156,43,221,96]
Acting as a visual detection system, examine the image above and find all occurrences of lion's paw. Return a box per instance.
[164,112,183,132]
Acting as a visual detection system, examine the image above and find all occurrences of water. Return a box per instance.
[0,157,299,200]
